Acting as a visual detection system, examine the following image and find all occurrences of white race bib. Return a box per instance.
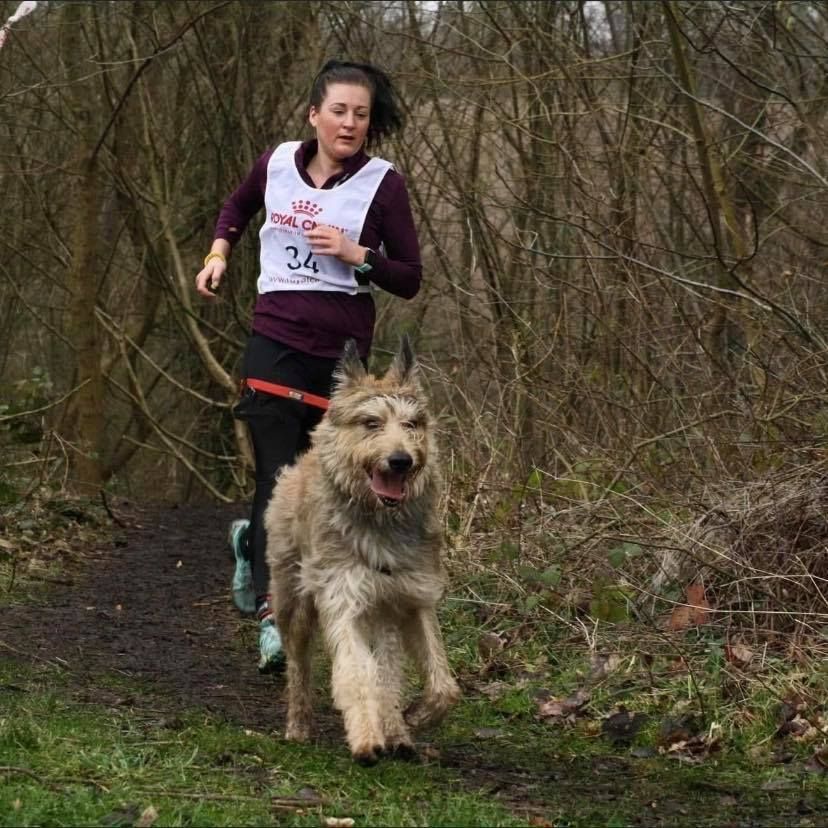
[257,141,391,295]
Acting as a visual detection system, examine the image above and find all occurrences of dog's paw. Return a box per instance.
[285,720,312,743]
[403,698,431,729]
[352,743,384,766]
[383,740,418,761]
[404,684,461,730]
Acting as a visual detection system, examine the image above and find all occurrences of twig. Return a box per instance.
[99,489,127,528]
[90,2,233,163]
[0,639,68,670]
[0,380,91,423]
[126,788,281,803]
[271,797,326,811]
[0,766,109,792]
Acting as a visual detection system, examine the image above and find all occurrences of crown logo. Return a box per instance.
[291,200,323,218]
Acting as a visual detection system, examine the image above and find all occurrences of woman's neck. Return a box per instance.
[307,145,343,187]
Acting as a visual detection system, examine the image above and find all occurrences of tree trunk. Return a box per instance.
[60,3,105,494]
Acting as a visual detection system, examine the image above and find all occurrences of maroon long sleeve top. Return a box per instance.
[214,139,422,358]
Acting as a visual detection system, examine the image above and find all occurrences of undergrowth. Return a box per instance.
[1,463,828,825]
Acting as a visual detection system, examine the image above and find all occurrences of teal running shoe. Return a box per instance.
[258,615,286,674]
[228,519,255,615]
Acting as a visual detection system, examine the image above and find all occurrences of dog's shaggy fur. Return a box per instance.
[264,337,460,764]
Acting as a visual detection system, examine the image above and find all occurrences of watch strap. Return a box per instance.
[354,248,376,274]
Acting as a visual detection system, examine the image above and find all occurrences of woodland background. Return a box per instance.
[2,0,828,648]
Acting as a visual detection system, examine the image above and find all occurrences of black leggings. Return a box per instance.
[235,334,340,597]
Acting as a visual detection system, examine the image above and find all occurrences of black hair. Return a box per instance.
[309,60,404,148]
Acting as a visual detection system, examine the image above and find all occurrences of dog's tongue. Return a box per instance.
[370,469,406,501]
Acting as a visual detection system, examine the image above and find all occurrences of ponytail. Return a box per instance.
[309,60,404,148]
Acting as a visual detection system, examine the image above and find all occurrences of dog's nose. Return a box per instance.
[387,451,413,473]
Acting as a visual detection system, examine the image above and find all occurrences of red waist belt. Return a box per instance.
[242,378,329,411]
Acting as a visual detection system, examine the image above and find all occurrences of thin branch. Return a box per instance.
[90,1,233,164]
[0,380,91,423]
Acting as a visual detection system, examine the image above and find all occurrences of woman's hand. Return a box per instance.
[195,257,227,298]
[304,225,365,266]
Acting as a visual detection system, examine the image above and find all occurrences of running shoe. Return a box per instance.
[228,519,255,615]
[258,615,286,674]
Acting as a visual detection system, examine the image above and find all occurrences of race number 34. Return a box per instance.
[285,245,319,273]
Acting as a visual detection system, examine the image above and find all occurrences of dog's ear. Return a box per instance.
[385,334,420,387]
[333,338,367,390]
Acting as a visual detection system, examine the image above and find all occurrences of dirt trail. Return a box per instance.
[1,502,581,814]
[1,502,292,731]
[1,502,818,826]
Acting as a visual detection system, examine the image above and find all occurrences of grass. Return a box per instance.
[0,661,526,828]
[2,617,827,827]
[1,492,827,826]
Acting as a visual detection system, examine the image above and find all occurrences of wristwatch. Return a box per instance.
[355,248,377,274]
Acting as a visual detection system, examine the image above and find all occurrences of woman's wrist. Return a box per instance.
[204,251,227,267]
[206,239,231,266]
[347,243,368,267]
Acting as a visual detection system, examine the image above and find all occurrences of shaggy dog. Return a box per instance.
[264,337,460,764]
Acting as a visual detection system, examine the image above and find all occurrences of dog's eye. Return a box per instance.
[363,418,382,431]
[402,420,418,431]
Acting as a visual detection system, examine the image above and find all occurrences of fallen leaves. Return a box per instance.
[477,631,506,660]
[473,727,505,740]
[271,786,327,814]
[475,630,511,679]
[536,687,591,723]
[658,714,703,747]
[475,680,509,700]
[589,652,623,681]
[805,745,828,774]
[776,714,819,741]
[100,804,142,827]
[420,744,441,761]
[724,640,753,667]
[659,717,722,762]
[135,806,158,827]
[668,582,711,631]
[775,694,827,743]
[601,707,649,745]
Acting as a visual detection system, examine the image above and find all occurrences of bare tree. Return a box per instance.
[1,0,826,515]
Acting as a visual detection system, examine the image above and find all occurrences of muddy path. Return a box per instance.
[0,502,819,826]
[1,502,296,731]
